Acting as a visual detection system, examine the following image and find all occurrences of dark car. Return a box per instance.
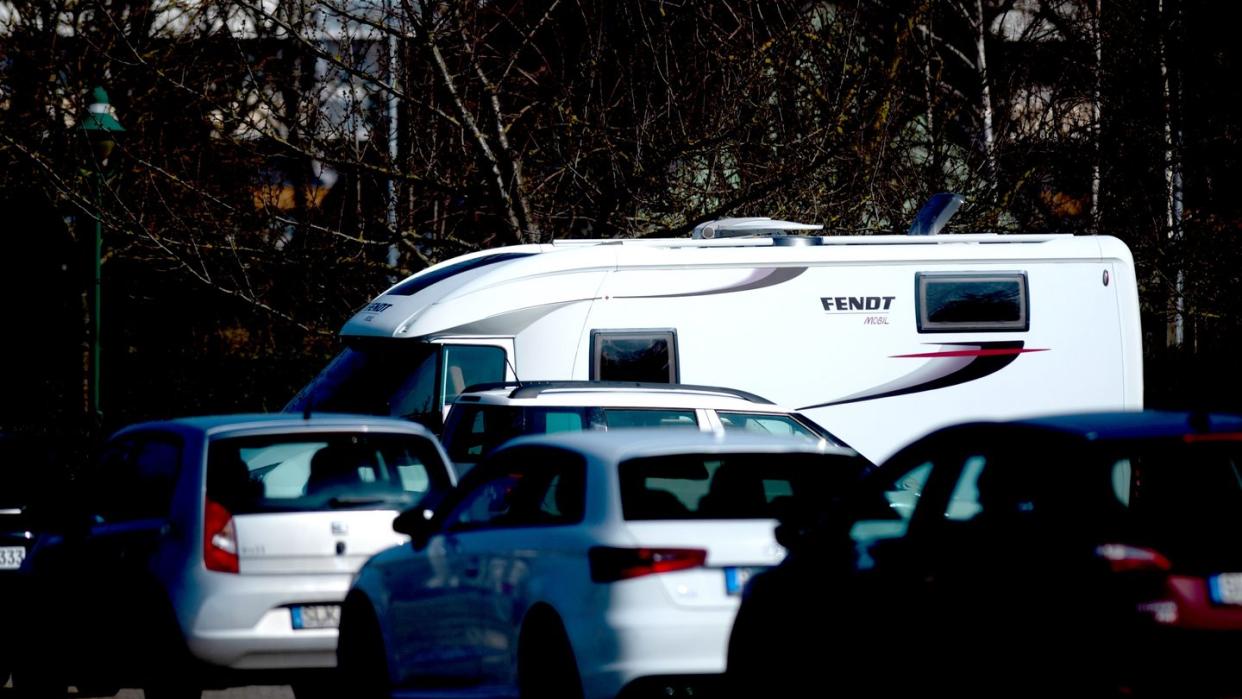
[727,411,1242,698]
[0,432,71,687]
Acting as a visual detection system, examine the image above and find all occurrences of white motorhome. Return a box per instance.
[289,206,1142,462]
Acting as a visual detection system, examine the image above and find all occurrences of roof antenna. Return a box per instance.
[908,192,964,236]
[302,387,316,421]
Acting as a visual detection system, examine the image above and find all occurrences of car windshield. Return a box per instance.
[618,452,868,521]
[285,342,440,421]
[717,411,842,445]
[286,341,507,429]
[208,432,445,514]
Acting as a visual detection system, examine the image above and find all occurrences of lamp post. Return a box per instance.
[79,86,124,428]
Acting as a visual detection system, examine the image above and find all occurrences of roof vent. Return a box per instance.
[907,192,964,236]
[692,217,823,240]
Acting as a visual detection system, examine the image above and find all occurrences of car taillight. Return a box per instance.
[1094,543,1172,573]
[588,546,707,583]
[204,498,239,574]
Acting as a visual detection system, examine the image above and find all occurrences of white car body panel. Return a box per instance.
[351,429,861,699]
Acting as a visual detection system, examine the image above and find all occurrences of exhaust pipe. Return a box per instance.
[907,192,964,236]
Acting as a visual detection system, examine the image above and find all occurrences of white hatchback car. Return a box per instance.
[441,380,853,473]
[16,414,454,699]
[338,429,867,699]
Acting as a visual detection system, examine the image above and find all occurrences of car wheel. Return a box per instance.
[140,628,201,699]
[517,608,583,699]
[337,595,391,699]
[10,652,68,698]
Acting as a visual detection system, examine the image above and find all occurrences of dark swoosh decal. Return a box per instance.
[799,341,1048,409]
[432,300,590,336]
[618,267,806,299]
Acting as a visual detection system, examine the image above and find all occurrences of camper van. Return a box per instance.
[288,205,1142,463]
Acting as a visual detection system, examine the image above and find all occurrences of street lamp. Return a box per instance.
[79,86,124,428]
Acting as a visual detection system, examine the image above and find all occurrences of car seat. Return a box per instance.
[699,463,767,518]
[626,487,689,519]
[307,444,367,496]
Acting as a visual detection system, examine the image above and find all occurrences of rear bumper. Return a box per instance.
[182,572,351,670]
[1124,627,1242,693]
[571,606,734,699]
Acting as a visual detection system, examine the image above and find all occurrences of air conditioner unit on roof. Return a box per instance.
[692,217,824,239]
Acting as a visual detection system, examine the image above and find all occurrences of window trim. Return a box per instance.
[915,271,1029,333]
[589,329,680,383]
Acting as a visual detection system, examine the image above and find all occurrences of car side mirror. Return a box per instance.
[393,507,437,549]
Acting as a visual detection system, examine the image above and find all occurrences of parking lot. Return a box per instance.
[0,686,294,698]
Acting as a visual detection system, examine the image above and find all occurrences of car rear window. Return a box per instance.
[1112,440,1242,539]
[619,452,866,520]
[208,432,446,514]
[0,439,37,508]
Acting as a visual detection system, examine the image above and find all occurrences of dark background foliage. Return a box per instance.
[0,0,1237,457]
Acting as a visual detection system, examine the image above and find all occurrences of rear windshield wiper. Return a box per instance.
[327,495,403,509]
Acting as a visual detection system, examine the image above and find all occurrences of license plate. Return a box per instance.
[724,567,766,596]
[1210,573,1242,605]
[0,546,25,570]
[291,604,341,630]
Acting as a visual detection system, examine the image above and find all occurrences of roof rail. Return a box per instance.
[458,380,775,404]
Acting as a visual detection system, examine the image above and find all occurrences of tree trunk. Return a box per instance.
[1160,0,1185,349]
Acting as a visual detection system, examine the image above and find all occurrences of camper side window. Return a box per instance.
[591,330,679,383]
[916,272,1029,333]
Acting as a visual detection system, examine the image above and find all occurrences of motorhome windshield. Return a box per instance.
[286,341,507,426]
[286,342,440,421]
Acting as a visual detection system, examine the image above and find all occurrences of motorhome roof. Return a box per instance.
[549,232,1072,247]
[345,233,1129,340]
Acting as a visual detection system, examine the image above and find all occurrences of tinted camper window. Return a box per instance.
[591,330,679,383]
[916,273,1029,333]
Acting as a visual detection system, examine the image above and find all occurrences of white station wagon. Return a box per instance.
[441,380,853,474]
[338,428,867,699]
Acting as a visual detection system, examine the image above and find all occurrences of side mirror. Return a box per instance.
[393,507,437,549]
